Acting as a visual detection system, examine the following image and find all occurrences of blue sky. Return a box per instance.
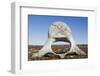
[28,15,88,45]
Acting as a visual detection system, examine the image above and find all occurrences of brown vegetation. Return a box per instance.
[28,44,88,61]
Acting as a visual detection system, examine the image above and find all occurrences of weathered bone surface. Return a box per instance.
[32,21,86,58]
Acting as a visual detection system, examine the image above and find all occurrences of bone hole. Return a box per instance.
[51,41,71,54]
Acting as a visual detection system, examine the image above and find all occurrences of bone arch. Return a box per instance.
[32,21,86,58]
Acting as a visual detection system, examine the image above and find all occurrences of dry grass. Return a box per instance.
[28,44,88,61]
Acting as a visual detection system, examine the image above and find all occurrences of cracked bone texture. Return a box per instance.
[32,21,86,58]
[49,21,71,38]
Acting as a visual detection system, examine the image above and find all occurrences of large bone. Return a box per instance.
[32,21,86,58]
